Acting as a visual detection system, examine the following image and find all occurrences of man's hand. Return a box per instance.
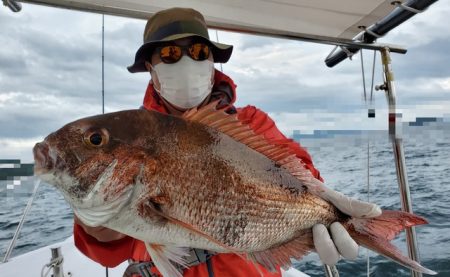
[74,215,127,242]
[312,186,382,265]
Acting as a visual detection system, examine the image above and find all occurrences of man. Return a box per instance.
[74,7,381,277]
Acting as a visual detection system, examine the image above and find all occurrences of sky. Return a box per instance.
[0,1,449,162]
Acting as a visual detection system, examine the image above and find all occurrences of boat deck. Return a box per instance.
[0,235,309,276]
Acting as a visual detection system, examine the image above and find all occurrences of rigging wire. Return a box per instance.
[360,49,378,277]
[2,179,41,262]
[360,49,370,277]
[102,14,105,115]
[215,30,224,72]
[102,14,109,277]
[366,139,371,277]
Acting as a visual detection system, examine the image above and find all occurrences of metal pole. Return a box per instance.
[50,247,65,277]
[323,264,340,277]
[380,47,422,277]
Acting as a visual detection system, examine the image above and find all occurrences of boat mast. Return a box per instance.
[379,47,422,277]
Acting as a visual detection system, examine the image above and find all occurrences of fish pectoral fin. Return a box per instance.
[145,243,189,277]
[250,230,314,272]
[149,194,170,208]
[136,193,171,224]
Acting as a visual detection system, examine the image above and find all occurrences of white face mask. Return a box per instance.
[153,57,214,109]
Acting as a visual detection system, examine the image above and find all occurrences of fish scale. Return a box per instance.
[157,150,342,251]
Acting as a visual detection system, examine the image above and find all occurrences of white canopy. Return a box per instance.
[20,0,397,43]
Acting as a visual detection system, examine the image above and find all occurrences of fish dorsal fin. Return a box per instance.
[183,101,319,185]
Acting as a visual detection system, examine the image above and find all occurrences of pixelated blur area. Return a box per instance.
[0,159,34,198]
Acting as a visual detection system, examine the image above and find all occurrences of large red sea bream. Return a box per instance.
[33,102,436,276]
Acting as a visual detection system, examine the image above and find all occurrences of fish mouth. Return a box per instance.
[33,142,54,175]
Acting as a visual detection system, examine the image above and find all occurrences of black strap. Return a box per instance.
[123,260,159,277]
[192,249,214,277]
[204,250,215,277]
[211,81,237,114]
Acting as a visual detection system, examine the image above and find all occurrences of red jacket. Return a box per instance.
[74,70,322,276]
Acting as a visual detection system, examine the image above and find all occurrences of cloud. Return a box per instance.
[1,2,449,162]
[393,37,450,80]
[0,92,100,138]
[379,0,450,48]
[0,137,40,163]
[0,4,149,106]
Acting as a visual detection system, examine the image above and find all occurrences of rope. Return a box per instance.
[369,51,377,104]
[40,264,53,277]
[339,45,354,59]
[40,256,64,277]
[360,49,378,105]
[360,50,367,101]
[392,1,426,14]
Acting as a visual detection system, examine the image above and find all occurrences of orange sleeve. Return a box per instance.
[73,222,136,267]
[237,105,323,182]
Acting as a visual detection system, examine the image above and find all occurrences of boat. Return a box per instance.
[0,1,441,276]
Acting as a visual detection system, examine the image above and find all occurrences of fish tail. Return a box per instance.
[345,210,436,275]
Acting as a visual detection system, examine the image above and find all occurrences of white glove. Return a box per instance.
[312,184,382,265]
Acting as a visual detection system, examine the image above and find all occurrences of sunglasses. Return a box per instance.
[155,43,211,64]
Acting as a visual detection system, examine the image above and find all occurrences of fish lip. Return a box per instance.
[33,142,54,175]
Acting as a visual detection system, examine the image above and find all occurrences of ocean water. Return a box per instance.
[1,125,449,276]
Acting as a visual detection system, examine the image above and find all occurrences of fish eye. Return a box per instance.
[83,128,109,147]
[89,133,103,146]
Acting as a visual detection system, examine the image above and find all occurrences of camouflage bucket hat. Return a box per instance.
[127,7,233,73]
